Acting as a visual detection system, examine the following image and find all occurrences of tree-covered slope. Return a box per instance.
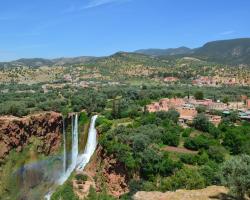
[195,38,250,64]
[135,47,193,56]
[135,38,250,65]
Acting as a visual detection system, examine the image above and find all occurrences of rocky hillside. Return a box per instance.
[135,38,250,64]
[195,38,250,64]
[75,146,129,198]
[0,111,62,160]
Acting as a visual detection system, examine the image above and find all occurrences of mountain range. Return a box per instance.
[135,38,250,65]
[1,38,250,67]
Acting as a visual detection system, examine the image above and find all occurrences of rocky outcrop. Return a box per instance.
[133,186,229,200]
[83,147,129,198]
[0,112,62,160]
[73,173,96,199]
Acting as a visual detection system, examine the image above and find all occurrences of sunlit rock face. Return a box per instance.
[0,111,62,160]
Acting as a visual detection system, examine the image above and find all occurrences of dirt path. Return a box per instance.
[134,186,229,200]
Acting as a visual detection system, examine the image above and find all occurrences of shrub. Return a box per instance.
[184,135,211,151]
[85,187,116,200]
[162,131,180,147]
[193,114,210,132]
[160,168,206,191]
[51,182,79,200]
[220,154,250,200]
[194,91,204,100]
[156,110,180,124]
[199,161,220,186]
[207,146,226,163]
[179,154,197,165]
[75,174,88,182]
[182,128,192,137]
[96,116,112,134]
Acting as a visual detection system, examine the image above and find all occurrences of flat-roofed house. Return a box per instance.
[168,98,185,109]
[206,114,222,126]
[208,102,227,111]
[177,105,198,124]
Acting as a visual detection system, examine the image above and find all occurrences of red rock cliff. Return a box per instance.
[0,111,62,160]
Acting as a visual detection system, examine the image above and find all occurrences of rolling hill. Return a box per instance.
[135,47,193,56]
[1,38,250,68]
[195,38,250,64]
[135,38,250,65]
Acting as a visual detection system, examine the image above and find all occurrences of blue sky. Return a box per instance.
[0,0,250,61]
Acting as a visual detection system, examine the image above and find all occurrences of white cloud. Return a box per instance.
[61,0,130,13]
[82,0,129,9]
[219,30,235,36]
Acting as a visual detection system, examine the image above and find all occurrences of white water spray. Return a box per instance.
[63,119,66,173]
[45,115,98,200]
[57,114,78,185]
[72,114,79,168]
[77,115,98,171]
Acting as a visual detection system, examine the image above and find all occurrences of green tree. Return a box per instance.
[223,131,245,155]
[222,96,229,104]
[207,146,226,163]
[156,110,180,124]
[51,182,79,200]
[160,168,206,191]
[220,154,250,200]
[161,131,180,147]
[85,187,116,200]
[184,135,211,150]
[194,91,204,100]
[193,114,210,132]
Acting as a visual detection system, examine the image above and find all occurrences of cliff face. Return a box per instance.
[83,147,129,198]
[0,112,63,160]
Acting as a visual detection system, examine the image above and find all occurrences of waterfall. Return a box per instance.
[45,114,98,199]
[77,115,98,171]
[72,114,79,168]
[57,114,78,185]
[63,119,66,173]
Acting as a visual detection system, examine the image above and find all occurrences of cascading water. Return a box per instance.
[57,114,78,185]
[63,119,67,173]
[45,114,98,200]
[77,115,98,171]
[72,114,79,169]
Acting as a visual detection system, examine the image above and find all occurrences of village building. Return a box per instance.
[192,76,217,86]
[164,77,179,83]
[205,114,222,126]
[147,98,186,113]
[208,102,227,111]
[168,98,185,109]
[147,102,165,113]
[189,98,213,107]
[177,104,198,125]
[247,99,250,109]
[227,102,245,110]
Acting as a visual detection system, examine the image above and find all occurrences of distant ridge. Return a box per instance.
[135,38,250,64]
[194,38,250,64]
[0,56,96,68]
[135,47,193,56]
[1,38,250,67]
